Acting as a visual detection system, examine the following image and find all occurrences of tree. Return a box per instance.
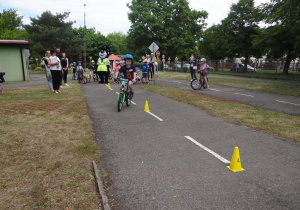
[106,32,128,55]
[126,0,207,61]
[0,9,28,39]
[199,24,228,69]
[221,0,263,70]
[261,0,300,74]
[24,11,79,58]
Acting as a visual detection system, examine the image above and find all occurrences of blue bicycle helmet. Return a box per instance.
[124,54,133,60]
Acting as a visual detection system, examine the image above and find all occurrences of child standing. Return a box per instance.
[113,62,121,83]
[72,62,77,80]
[141,59,149,84]
[0,71,5,95]
[76,62,84,83]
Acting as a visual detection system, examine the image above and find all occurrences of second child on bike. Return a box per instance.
[199,58,209,88]
[114,54,137,99]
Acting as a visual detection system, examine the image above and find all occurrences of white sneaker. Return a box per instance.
[60,86,63,88]
[65,84,69,86]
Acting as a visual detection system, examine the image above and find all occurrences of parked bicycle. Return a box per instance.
[117,78,132,112]
[190,73,208,90]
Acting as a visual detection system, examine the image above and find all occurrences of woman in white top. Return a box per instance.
[48,49,62,94]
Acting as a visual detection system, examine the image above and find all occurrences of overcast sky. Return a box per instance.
[1,0,269,36]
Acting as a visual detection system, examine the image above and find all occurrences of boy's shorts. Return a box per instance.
[142,72,148,78]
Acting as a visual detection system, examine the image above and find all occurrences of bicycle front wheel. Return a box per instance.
[125,92,131,106]
[191,79,202,90]
[82,76,87,84]
[118,93,123,112]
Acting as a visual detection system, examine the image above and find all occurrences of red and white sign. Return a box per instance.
[156,51,160,57]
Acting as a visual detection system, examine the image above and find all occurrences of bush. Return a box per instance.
[34,67,44,71]
[30,64,37,70]
[183,67,189,73]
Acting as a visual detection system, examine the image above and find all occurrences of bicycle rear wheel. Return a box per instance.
[118,93,123,112]
[191,78,202,90]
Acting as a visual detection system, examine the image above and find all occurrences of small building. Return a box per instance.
[0,40,29,82]
[108,54,121,68]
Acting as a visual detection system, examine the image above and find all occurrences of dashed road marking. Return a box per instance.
[276,100,300,106]
[208,88,220,92]
[184,136,230,164]
[234,93,254,97]
[146,111,164,121]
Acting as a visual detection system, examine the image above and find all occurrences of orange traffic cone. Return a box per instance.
[227,147,245,172]
[144,100,150,112]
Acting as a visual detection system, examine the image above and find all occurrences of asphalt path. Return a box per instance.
[154,77,300,116]
[82,81,300,209]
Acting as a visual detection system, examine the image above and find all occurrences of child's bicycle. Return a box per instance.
[77,71,87,84]
[117,78,132,112]
[190,73,208,90]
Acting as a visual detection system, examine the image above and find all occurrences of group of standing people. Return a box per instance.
[43,48,69,94]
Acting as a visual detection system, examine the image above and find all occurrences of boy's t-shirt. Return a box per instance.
[119,65,136,80]
[77,66,84,72]
[141,64,149,73]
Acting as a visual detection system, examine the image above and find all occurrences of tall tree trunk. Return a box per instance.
[244,55,249,72]
[283,52,292,74]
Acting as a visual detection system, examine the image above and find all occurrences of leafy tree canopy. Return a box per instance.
[126,0,207,61]
[24,11,77,57]
[221,0,263,66]
[0,9,28,39]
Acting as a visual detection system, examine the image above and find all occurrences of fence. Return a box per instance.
[160,59,300,72]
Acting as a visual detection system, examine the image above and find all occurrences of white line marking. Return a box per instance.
[173,81,182,84]
[276,100,300,106]
[234,93,254,97]
[146,111,164,121]
[208,88,220,92]
[116,92,119,94]
[184,136,230,164]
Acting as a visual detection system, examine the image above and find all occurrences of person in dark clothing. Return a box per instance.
[0,71,6,95]
[61,52,69,86]
[77,55,84,66]
[189,53,197,80]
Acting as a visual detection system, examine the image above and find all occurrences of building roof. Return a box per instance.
[0,40,29,45]
[108,54,120,61]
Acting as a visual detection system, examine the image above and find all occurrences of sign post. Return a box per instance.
[149,42,159,85]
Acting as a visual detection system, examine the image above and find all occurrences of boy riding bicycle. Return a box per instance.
[114,54,136,98]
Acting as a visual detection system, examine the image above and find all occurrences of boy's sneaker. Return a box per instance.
[129,91,134,99]
[65,84,69,86]
[60,86,63,88]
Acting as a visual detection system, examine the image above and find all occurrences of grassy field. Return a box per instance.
[156,72,300,97]
[0,83,101,209]
[139,85,300,143]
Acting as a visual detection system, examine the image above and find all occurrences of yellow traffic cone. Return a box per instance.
[144,100,150,112]
[108,83,111,88]
[227,147,245,172]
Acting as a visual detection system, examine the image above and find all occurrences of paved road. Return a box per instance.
[154,77,300,116]
[82,81,300,209]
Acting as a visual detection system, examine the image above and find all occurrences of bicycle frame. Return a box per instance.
[117,78,131,111]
